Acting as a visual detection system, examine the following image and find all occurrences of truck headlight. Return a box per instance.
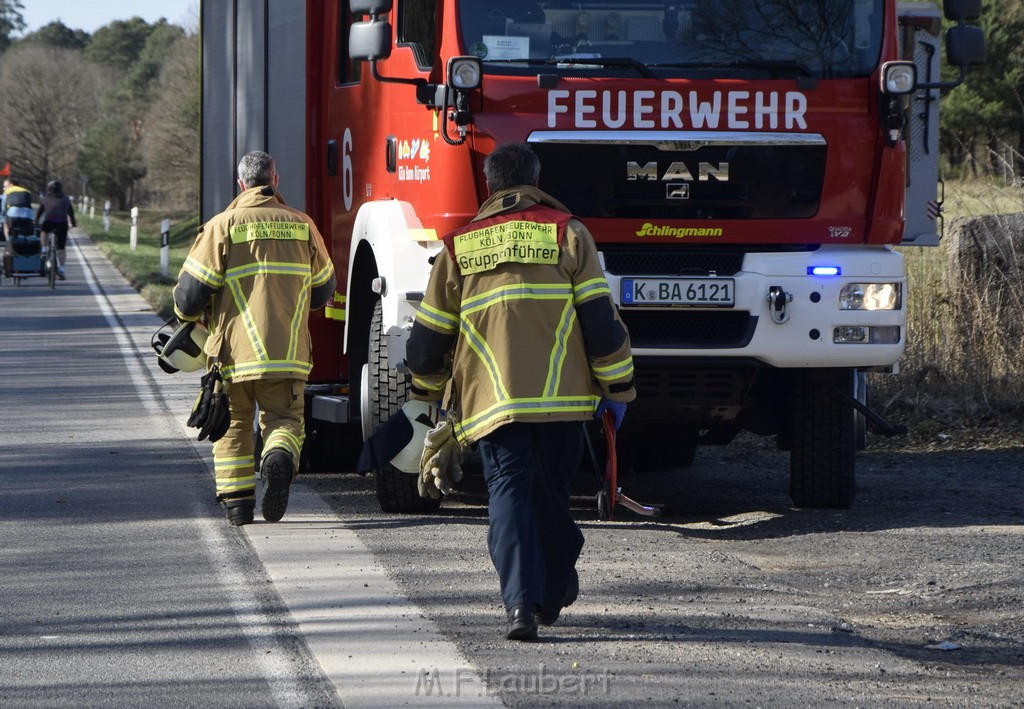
[880,61,916,95]
[838,283,901,310]
[448,56,481,90]
[834,326,901,345]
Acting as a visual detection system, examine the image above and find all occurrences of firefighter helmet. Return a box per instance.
[152,320,209,374]
[389,400,443,473]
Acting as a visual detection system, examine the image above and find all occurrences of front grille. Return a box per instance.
[534,141,826,220]
[621,309,756,349]
[630,366,752,420]
[603,249,743,276]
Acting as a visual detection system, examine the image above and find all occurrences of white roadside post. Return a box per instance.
[130,206,139,250]
[160,218,170,278]
[103,200,111,232]
[89,197,95,220]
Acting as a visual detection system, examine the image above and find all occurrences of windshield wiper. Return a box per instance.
[648,60,815,77]
[485,57,655,79]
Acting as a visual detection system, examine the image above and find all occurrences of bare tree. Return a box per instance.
[140,33,199,210]
[0,45,110,193]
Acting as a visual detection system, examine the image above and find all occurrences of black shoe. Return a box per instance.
[506,604,538,641]
[539,570,579,626]
[261,449,294,522]
[224,499,255,526]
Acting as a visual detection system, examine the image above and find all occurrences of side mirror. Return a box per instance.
[349,20,392,61]
[946,25,986,67]
[943,0,981,22]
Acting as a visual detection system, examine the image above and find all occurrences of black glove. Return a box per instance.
[187,368,218,428]
[188,366,231,443]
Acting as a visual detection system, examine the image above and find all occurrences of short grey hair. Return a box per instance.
[237,150,276,188]
[483,142,540,192]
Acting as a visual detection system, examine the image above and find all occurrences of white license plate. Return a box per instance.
[621,277,735,307]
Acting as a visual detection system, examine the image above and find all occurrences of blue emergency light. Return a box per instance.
[808,266,841,276]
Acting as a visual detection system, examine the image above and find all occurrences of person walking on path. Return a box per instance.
[173,150,336,526]
[405,141,635,640]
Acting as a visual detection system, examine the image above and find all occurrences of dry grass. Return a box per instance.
[870,179,1024,449]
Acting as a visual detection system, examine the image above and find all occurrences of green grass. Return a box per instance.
[82,210,198,320]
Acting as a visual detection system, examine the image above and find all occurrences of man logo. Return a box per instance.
[666,183,690,199]
[626,161,730,182]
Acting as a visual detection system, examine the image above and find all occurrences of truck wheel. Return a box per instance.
[367,300,441,513]
[789,368,856,508]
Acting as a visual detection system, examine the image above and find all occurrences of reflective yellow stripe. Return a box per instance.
[226,278,269,361]
[229,221,309,244]
[593,356,635,382]
[543,299,576,397]
[573,277,611,303]
[455,395,601,440]
[460,318,510,401]
[325,292,346,321]
[224,261,311,366]
[417,301,459,332]
[214,455,254,471]
[408,228,438,242]
[412,376,446,393]
[286,275,311,362]
[216,475,256,493]
[183,256,224,288]
[311,262,334,286]
[264,430,304,459]
[221,360,313,379]
[462,282,573,316]
[226,262,311,279]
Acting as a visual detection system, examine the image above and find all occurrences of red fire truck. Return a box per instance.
[200,0,984,513]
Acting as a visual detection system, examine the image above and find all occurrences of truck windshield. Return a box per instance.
[459,0,883,79]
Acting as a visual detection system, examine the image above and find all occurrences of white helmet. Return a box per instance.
[390,400,443,473]
[152,320,209,374]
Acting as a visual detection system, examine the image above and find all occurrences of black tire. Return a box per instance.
[789,368,856,508]
[367,300,441,513]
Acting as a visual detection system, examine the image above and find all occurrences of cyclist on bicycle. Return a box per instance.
[36,180,76,280]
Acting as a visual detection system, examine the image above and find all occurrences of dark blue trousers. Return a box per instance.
[477,421,585,612]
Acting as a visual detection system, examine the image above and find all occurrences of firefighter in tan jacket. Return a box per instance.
[174,151,336,526]
[406,142,635,640]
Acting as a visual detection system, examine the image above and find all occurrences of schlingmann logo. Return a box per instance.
[635,223,724,238]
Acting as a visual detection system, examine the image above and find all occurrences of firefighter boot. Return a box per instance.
[506,604,539,641]
[261,449,294,523]
[224,499,255,526]
[539,569,579,626]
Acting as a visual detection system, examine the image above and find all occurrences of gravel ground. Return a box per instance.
[306,432,1024,706]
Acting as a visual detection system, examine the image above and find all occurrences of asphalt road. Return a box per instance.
[2,231,1021,707]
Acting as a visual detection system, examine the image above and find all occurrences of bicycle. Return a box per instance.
[42,231,57,289]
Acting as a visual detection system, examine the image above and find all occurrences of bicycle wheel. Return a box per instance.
[46,236,57,289]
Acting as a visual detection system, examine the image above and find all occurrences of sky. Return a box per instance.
[20,0,199,35]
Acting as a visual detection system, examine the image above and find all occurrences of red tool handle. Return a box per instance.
[602,410,618,520]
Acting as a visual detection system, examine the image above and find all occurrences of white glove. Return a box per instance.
[418,420,463,499]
